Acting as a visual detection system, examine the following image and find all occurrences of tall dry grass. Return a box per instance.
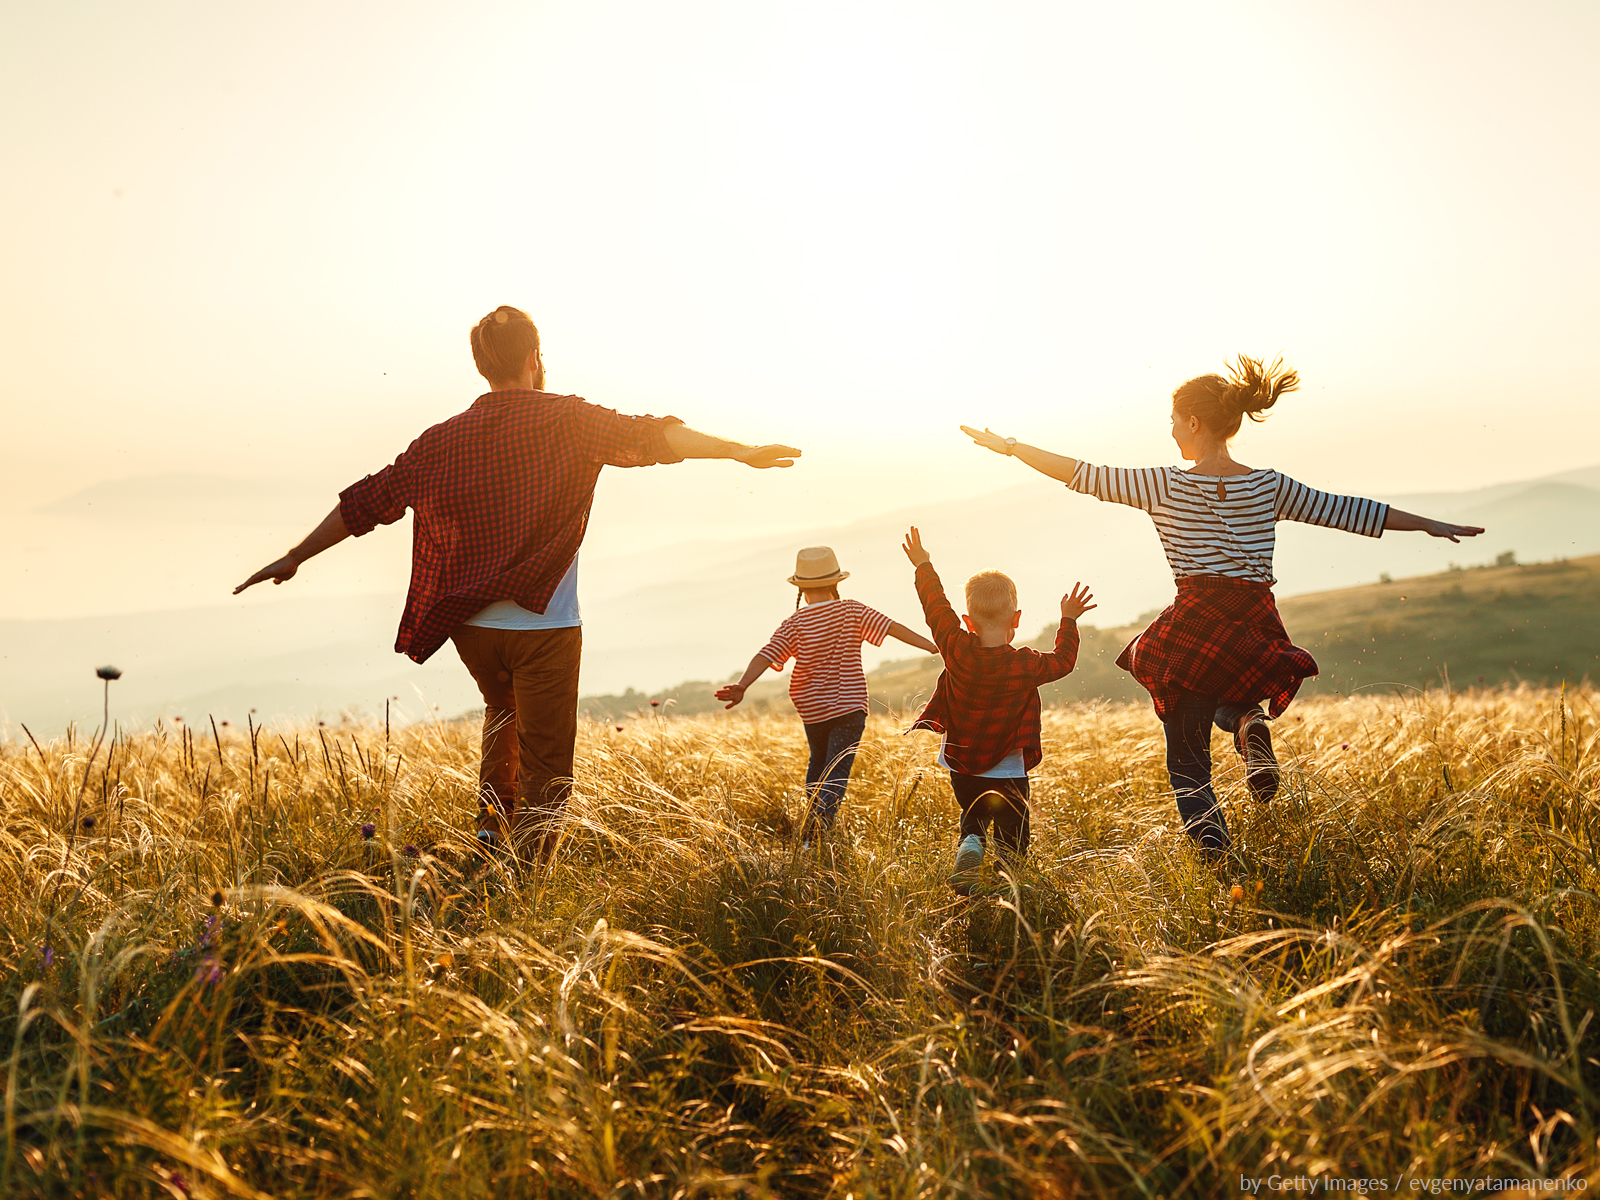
[3,688,1599,1196]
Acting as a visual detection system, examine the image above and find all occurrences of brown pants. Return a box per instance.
[451,624,583,845]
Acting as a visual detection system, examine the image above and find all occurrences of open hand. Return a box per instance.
[1426,520,1485,543]
[902,526,931,568]
[737,444,802,469]
[234,555,299,594]
[714,683,746,709]
[960,425,1012,456]
[1060,583,1097,621]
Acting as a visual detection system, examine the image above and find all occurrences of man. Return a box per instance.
[236,305,799,859]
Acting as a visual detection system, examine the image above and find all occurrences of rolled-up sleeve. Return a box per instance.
[339,448,415,536]
[572,399,685,468]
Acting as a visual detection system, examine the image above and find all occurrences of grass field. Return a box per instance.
[6,689,1600,1196]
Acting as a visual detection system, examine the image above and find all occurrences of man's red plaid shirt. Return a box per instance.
[339,390,682,663]
[908,562,1080,775]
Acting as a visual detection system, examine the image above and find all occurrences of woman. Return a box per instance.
[962,356,1482,860]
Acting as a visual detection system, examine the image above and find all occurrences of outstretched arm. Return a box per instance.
[234,504,350,594]
[715,653,779,709]
[960,425,1079,485]
[886,621,939,655]
[663,425,800,469]
[1383,508,1485,543]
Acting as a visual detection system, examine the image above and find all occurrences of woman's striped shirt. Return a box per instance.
[1068,463,1388,584]
[759,599,894,724]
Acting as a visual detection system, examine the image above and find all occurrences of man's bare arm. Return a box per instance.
[663,424,801,469]
[234,505,351,594]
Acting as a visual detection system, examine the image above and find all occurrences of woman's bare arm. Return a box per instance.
[1383,508,1485,543]
[887,621,939,654]
[234,505,351,593]
[960,425,1079,484]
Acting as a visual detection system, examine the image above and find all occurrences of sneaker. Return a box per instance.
[948,835,985,894]
[1235,715,1279,804]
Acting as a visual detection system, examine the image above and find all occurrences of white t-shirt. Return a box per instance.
[463,555,582,630]
[938,744,1028,779]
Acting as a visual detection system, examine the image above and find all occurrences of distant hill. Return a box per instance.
[10,464,1600,735]
[581,552,1600,720]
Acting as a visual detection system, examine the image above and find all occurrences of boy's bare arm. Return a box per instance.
[715,653,777,709]
[886,622,939,655]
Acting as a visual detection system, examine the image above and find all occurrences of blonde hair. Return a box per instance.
[470,306,541,385]
[1172,355,1299,440]
[965,570,1018,622]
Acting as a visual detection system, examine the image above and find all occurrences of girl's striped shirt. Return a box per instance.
[758,599,894,724]
[1068,463,1388,584]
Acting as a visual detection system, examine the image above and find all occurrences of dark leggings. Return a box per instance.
[801,710,867,831]
[1162,690,1262,860]
[949,773,1031,860]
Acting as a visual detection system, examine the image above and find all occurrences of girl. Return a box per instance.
[961,356,1483,860]
[717,546,938,841]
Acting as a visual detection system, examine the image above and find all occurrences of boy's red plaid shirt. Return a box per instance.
[339,390,682,663]
[908,562,1079,775]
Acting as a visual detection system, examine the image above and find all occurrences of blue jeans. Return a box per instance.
[801,710,867,833]
[1162,690,1262,860]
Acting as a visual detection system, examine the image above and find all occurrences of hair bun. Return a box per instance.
[493,309,511,324]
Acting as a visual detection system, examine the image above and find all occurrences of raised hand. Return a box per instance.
[714,683,746,709]
[234,555,299,594]
[902,525,931,568]
[1060,582,1097,621]
[737,444,803,469]
[959,425,1014,456]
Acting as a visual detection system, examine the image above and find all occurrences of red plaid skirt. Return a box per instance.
[1117,576,1318,721]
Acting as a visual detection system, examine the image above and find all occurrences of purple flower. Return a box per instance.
[402,844,419,858]
[82,816,95,831]
[41,945,54,968]
[360,822,376,839]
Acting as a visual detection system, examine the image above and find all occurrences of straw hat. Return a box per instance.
[787,546,850,588]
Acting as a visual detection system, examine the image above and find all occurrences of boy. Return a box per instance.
[901,526,1096,893]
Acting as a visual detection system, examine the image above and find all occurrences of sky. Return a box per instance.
[1,0,1598,622]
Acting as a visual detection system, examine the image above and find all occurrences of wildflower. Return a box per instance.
[96,665,123,681]
[650,699,660,707]
[1229,884,1244,902]
[1341,743,1350,750]
[615,725,624,732]
[211,889,224,907]
[402,844,419,858]
[82,816,95,831]
[360,822,376,839]
[41,945,54,968]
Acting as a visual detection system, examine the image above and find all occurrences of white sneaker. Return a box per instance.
[949,835,985,893]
